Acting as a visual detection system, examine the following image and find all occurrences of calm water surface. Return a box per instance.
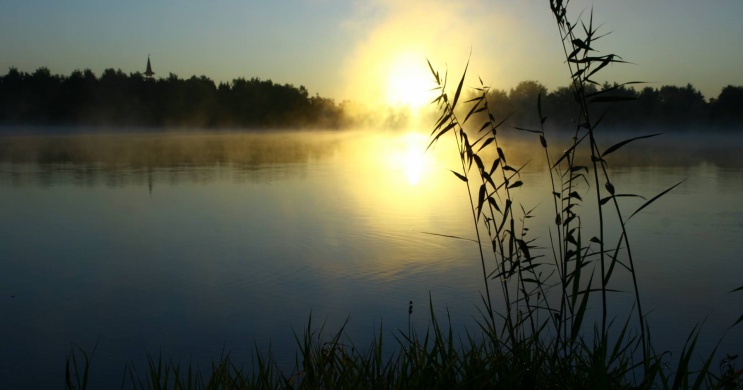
[0,130,741,388]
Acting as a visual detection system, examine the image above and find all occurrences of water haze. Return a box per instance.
[0,128,741,388]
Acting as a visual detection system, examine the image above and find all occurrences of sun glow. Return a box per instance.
[385,53,435,110]
[341,0,506,117]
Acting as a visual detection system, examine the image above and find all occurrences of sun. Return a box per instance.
[385,53,435,110]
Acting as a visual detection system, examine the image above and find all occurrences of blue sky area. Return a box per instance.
[1,0,741,103]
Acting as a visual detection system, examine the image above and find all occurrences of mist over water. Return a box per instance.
[0,129,741,388]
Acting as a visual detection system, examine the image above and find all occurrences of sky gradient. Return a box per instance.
[1,0,741,105]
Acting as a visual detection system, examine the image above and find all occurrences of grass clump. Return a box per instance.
[65,304,743,388]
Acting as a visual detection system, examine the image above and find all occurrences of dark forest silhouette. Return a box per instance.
[485,80,743,132]
[0,67,741,131]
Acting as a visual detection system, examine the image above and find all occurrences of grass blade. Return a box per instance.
[451,58,470,110]
[628,180,685,220]
[601,133,661,158]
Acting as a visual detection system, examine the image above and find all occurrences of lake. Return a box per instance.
[0,129,742,388]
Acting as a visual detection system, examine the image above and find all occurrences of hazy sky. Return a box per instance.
[1,0,741,105]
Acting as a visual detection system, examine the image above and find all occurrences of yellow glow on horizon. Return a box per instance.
[340,1,495,112]
[385,53,435,111]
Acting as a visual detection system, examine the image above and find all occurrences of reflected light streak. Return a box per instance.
[340,131,456,224]
[334,130,473,279]
[401,132,430,185]
[377,131,436,186]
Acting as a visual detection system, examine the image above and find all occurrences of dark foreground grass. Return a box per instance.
[65,1,743,389]
[65,304,743,389]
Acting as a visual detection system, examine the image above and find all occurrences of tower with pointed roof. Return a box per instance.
[144,55,155,78]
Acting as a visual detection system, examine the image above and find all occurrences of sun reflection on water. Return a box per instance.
[399,132,431,186]
[338,130,463,227]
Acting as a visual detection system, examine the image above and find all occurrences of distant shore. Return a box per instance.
[1,68,742,132]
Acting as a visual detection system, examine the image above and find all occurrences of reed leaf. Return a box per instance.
[599,193,646,206]
[450,170,468,182]
[628,180,685,220]
[601,133,662,158]
[451,59,469,110]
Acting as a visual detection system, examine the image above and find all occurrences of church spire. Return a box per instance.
[144,55,155,78]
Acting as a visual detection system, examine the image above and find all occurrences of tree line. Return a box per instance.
[0,67,349,129]
[481,80,743,132]
[0,67,741,131]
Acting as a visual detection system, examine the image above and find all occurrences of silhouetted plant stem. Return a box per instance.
[426,64,497,330]
[450,110,498,333]
[549,1,665,368]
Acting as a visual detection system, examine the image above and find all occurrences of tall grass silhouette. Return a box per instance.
[420,1,741,387]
